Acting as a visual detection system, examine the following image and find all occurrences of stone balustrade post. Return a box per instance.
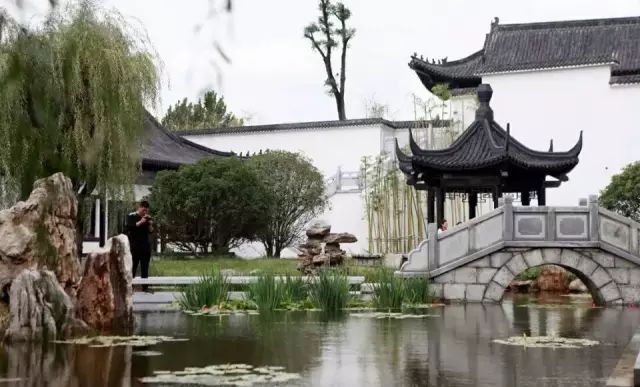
[502,196,514,241]
[427,223,438,269]
[589,194,599,242]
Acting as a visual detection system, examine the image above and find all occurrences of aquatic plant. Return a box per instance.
[493,335,599,349]
[249,274,285,312]
[371,269,405,309]
[309,269,350,313]
[178,270,229,311]
[403,277,432,305]
[54,335,188,347]
[281,275,309,303]
[140,363,300,386]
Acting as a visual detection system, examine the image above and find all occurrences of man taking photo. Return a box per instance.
[127,200,153,292]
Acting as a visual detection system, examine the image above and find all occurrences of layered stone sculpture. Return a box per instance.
[0,173,80,298]
[297,221,357,275]
[4,269,87,343]
[76,235,133,333]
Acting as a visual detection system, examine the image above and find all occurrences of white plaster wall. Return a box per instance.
[185,124,383,257]
[185,124,384,177]
[483,65,640,206]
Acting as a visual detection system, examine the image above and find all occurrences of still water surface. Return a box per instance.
[1,293,639,387]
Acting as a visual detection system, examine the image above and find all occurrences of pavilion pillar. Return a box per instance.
[436,188,445,225]
[427,189,435,224]
[468,192,477,219]
[521,191,531,206]
[492,187,502,209]
[537,186,546,206]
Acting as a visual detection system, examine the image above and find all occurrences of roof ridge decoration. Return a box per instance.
[399,84,582,178]
[409,15,640,90]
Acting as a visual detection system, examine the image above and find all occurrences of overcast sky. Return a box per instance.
[8,0,640,123]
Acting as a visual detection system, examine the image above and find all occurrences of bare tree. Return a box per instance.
[304,0,355,120]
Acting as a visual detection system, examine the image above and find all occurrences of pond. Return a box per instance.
[0,293,638,386]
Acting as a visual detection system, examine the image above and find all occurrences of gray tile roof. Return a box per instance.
[174,118,450,136]
[411,16,640,91]
[141,112,235,170]
[397,84,582,175]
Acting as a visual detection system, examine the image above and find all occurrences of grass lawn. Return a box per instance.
[149,256,382,281]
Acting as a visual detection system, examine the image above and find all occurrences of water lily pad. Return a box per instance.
[493,335,599,348]
[140,363,300,386]
[54,335,188,347]
[350,312,438,319]
[133,351,163,357]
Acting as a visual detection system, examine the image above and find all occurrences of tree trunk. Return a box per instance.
[274,244,282,259]
[334,93,346,120]
[264,240,274,258]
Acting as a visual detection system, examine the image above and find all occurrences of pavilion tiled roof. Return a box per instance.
[396,84,582,177]
[141,111,235,170]
[410,16,640,91]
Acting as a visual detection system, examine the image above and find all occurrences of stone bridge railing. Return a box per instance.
[399,195,640,277]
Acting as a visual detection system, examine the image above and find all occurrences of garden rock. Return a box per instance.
[76,235,133,333]
[298,223,357,275]
[569,278,588,293]
[323,233,357,244]
[536,265,568,292]
[0,173,81,299]
[4,269,87,342]
[305,220,331,238]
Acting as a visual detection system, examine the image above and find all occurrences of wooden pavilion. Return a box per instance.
[396,84,582,224]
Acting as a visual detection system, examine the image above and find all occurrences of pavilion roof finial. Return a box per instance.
[475,84,494,121]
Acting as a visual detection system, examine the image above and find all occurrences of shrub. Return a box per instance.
[150,157,271,255]
[309,269,350,313]
[516,267,541,281]
[404,277,431,305]
[178,270,229,311]
[249,274,284,312]
[372,269,405,309]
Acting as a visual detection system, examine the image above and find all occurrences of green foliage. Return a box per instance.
[404,277,432,305]
[0,2,159,199]
[281,275,308,303]
[372,269,405,309]
[516,267,542,281]
[303,0,355,120]
[249,274,284,313]
[247,151,327,257]
[149,157,270,254]
[178,270,229,311]
[431,83,451,101]
[161,90,243,131]
[600,161,640,222]
[309,269,350,313]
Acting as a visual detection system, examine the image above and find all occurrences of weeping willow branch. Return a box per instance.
[0,1,160,202]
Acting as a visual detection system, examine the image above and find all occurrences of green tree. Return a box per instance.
[149,157,269,255]
[600,161,640,222]
[0,2,159,249]
[304,0,355,121]
[248,151,327,258]
[161,90,243,131]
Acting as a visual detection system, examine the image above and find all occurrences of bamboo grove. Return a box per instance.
[360,91,479,254]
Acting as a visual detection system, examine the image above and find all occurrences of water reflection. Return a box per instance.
[0,296,638,387]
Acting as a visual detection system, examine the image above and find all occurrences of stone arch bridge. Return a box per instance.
[397,196,640,305]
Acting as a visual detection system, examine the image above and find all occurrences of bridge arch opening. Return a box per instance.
[482,249,621,306]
